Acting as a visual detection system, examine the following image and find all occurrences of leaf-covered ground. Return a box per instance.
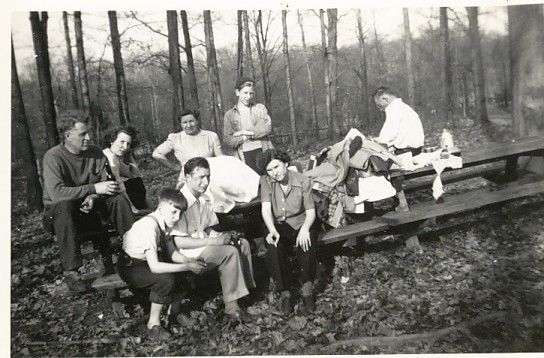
[11,113,544,355]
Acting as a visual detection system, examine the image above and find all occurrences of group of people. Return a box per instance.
[41,81,424,340]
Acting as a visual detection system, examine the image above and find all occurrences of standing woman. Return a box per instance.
[257,149,317,315]
[152,109,223,174]
[223,77,273,173]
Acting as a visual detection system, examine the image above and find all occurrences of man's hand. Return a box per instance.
[265,231,280,247]
[80,194,99,213]
[295,227,312,252]
[186,260,207,274]
[94,181,121,195]
[215,232,232,245]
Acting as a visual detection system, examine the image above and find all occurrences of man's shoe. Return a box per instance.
[281,296,293,316]
[64,271,87,293]
[302,295,316,314]
[147,325,171,341]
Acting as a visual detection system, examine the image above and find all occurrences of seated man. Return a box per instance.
[171,157,256,321]
[373,86,425,156]
[42,110,135,292]
[119,187,207,341]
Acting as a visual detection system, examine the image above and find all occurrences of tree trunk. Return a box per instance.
[282,10,298,149]
[467,7,488,123]
[29,11,59,148]
[167,10,185,132]
[254,11,272,112]
[73,12,90,113]
[237,10,244,80]
[508,4,544,138]
[243,11,257,83]
[12,40,44,211]
[180,10,199,110]
[403,8,416,107]
[356,9,370,125]
[439,7,454,123]
[372,10,384,78]
[203,10,224,136]
[319,9,333,139]
[327,9,339,137]
[502,60,509,108]
[108,11,131,126]
[62,12,79,109]
[297,10,319,139]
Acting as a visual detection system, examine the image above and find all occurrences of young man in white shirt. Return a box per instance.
[172,157,256,322]
[373,86,425,156]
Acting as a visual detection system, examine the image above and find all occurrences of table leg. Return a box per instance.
[396,188,422,251]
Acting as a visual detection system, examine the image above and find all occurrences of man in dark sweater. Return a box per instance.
[42,110,135,292]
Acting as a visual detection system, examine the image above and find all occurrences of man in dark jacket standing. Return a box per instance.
[42,110,135,292]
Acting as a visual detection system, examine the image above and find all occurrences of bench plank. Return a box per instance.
[382,178,544,226]
[92,273,127,290]
[319,178,544,246]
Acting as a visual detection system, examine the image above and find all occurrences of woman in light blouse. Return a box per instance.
[152,110,223,174]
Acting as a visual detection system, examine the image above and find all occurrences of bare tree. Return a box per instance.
[62,12,79,109]
[297,10,319,139]
[29,11,59,147]
[439,7,454,123]
[282,10,298,149]
[356,9,370,125]
[319,9,333,139]
[508,4,544,138]
[203,10,224,135]
[108,11,131,125]
[237,10,244,79]
[403,8,416,107]
[252,10,273,112]
[372,10,385,77]
[327,9,339,137]
[167,10,185,132]
[12,40,44,211]
[73,12,91,113]
[243,11,257,83]
[467,7,488,123]
[180,10,199,110]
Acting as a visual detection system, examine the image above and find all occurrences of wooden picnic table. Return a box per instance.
[321,135,544,248]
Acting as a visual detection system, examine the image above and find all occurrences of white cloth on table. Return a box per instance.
[431,155,463,200]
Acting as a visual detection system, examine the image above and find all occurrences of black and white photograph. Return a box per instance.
[8,0,544,355]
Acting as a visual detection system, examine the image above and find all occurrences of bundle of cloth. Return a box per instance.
[201,155,261,213]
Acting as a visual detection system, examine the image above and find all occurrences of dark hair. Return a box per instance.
[235,77,255,90]
[104,126,139,149]
[257,149,291,174]
[178,109,200,121]
[158,187,188,211]
[57,110,89,139]
[373,86,393,98]
[184,157,210,176]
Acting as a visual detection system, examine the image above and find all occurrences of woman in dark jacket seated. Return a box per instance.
[103,126,152,214]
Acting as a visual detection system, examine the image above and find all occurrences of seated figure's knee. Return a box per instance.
[239,238,252,256]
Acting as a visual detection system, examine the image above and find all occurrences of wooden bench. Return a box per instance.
[319,177,544,246]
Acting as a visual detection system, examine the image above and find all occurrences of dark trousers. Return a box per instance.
[265,222,316,292]
[43,194,135,271]
[117,253,177,305]
[243,148,263,174]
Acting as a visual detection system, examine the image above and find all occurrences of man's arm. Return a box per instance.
[251,104,272,139]
[222,110,245,149]
[42,151,96,202]
[173,234,226,249]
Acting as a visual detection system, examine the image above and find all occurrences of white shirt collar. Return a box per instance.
[180,184,209,208]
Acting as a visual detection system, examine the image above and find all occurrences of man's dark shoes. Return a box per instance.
[147,325,171,341]
[64,270,87,293]
[280,296,293,316]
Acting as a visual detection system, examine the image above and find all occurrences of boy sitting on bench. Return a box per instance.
[118,187,207,341]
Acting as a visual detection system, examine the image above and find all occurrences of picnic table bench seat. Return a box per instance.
[319,177,544,246]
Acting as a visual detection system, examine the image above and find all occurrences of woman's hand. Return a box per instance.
[265,231,280,247]
[295,227,312,252]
